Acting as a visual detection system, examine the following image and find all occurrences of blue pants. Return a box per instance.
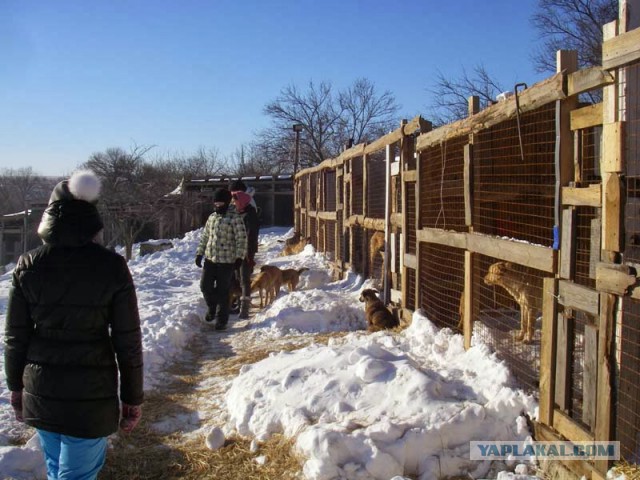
[37,429,108,480]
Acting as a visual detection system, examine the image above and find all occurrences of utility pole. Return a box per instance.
[292,123,303,176]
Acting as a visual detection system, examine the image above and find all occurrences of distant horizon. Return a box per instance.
[2,0,545,176]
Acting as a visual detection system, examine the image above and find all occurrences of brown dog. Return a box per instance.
[281,236,311,256]
[281,268,309,291]
[484,262,540,343]
[251,265,283,307]
[358,288,399,332]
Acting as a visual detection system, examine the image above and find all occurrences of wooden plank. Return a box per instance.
[583,324,598,430]
[560,207,576,280]
[417,228,467,250]
[555,311,572,411]
[345,215,385,231]
[567,67,615,97]
[463,251,473,350]
[596,262,637,295]
[317,211,337,221]
[390,213,402,228]
[416,72,566,151]
[534,422,594,479]
[602,25,640,69]
[403,170,417,182]
[602,122,624,173]
[466,232,555,273]
[570,103,603,130]
[602,21,619,125]
[539,277,558,426]
[594,293,615,474]
[553,410,595,442]
[404,253,417,270]
[558,280,600,315]
[602,172,622,252]
[464,144,473,226]
[557,50,578,192]
[562,184,602,207]
[589,218,601,279]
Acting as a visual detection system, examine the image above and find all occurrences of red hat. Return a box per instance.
[232,191,251,212]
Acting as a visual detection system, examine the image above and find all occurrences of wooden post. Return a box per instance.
[463,251,474,349]
[554,309,573,412]
[539,277,558,425]
[464,144,473,227]
[583,323,598,430]
[383,143,393,304]
[560,207,577,279]
[401,135,412,311]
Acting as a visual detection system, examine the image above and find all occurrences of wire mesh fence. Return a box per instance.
[574,206,598,289]
[352,157,364,216]
[419,135,466,232]
[472,254,544,394]
[324,170,337,211]
[406,182,417,255]
[367,151,386,219]
[309,173,318,211]
[418,243,465,331]
[617,61,640,464]
[326,220,336,262]
[473,104,556,246]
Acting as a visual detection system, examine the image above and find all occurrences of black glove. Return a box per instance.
[234,258,243,269]
[195,255,203,268]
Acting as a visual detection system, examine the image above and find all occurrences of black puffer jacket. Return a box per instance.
[4,200,143,438]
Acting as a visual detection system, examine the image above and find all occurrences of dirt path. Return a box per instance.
[100,314,345,480]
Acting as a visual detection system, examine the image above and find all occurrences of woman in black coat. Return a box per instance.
[4,170,143,479]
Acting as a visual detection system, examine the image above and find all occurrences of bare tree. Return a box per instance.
[532,0,618,73]
[259,78,401,172]
[83,145,178,260]
[426,65,504,124]
[167,146,227,180]
[0,167,51,215]
[263,81,342,166]
[337,78,400,146]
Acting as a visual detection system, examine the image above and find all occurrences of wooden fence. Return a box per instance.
[294,12,640,479]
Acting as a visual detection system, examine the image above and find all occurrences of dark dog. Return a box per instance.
[281,267,309,291]
[358,289,399,332]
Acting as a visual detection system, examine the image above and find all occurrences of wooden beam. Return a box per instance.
[317,211,337,221]
[602,21,619,124]
[403,170,417,182]
[416,72,566,152]
[567,67,615,97]
[558,280,600,316]
[555,311,572,411]
[417,228,467,250]
[594,293,615,474]
[553,410,595,442]
[601,172,622,252]
[539,278,558,425]
[589,218,601,279]
[602,25,640,69]
[595,262,637,295]
[534,422,594,479]
[466,232,555,273]
[602,122,624,173]
[560,207,577,280]
[583,324,598,430]
[345,215,385,231]
[404,253,417,270]
[463,251,473,350]
[562,184,602,207]
[570,103,603,130]
[464,144,473,226]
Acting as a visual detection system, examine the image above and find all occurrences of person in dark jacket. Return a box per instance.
[4,170,143,480]
[230,179,260,319]
[195,187,247,330]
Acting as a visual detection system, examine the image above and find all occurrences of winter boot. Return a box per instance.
[238,297,251,319]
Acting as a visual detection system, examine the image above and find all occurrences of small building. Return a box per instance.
[183,175,294,227]
[0,204,47,268]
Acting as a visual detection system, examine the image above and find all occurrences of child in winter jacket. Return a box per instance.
[4,170,143,480]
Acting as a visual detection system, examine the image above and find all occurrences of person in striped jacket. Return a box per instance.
[195,188,247,330]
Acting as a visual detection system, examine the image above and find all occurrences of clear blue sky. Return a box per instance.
[1,0,545,176]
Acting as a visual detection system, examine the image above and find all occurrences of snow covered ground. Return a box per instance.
[0,227,543,479]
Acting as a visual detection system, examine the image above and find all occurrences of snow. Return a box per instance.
[0,226,551,479]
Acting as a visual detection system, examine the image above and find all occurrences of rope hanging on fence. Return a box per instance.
[435,140,447,229]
